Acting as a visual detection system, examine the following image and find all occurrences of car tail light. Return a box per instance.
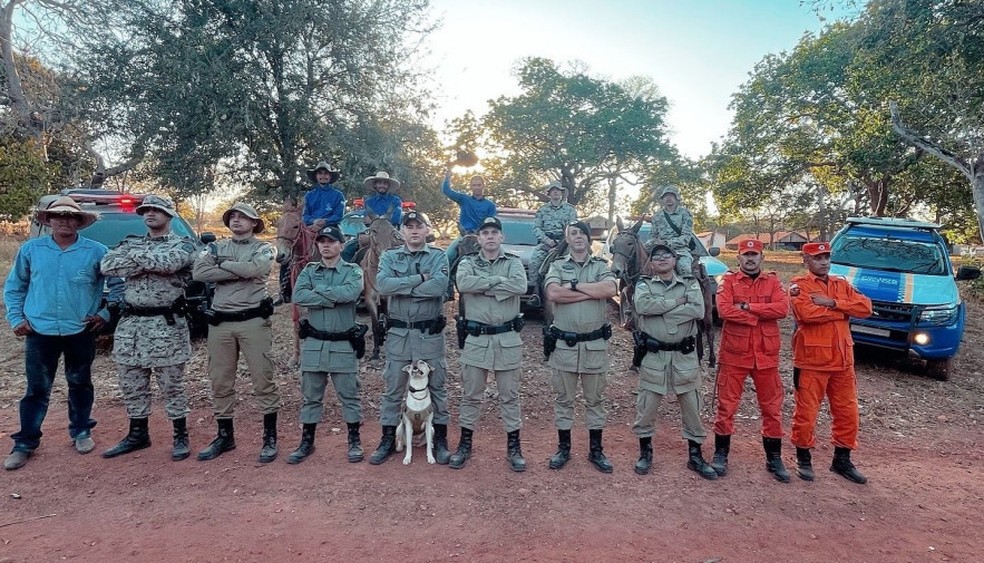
[352,198,364,208]
[402,201,415,210]
[118,196,137,212]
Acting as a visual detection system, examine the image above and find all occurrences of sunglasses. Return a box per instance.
[651,252,675,260]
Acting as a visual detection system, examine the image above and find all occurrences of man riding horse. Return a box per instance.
[648,184,695,279]
[528,181,577,308]
[342,170,403,264]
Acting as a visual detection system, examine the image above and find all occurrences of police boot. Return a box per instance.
[258,412,278,464]
[506,430,526,473]
[171,418,190,461]
[346,422,364,463]
[634,437,653,475]
[587,429,613,474]
[686,440,718,480]
[433,423,451,465]
[763,437,791,483]
[548,429,572,470]
[796,447,815,481]
[197,418,236,461]
[830,446,868,484]
[287,423,317,464]
[710,434,730,477]
[368,425,397,465]
[449,427,473,469]
[102,418,151,458]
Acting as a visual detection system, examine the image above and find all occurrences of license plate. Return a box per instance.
[851,324,891,338]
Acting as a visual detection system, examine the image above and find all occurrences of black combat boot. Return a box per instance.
[710,434,730,477]
[634,437,653,475]
[258,412,278,463]
[796,447,815,481]
[368,425,397,465]
[197,418,236,461]
[102,418,151,459]
[587,429,613,474]
[346,422,364,463]
[433,423,451,465]
[686,440,718,480]
[763,437,791,483]
[287,423,316,465]
[506,430,526,473]
[449,427,473,469]
[548,429,572,470]
[830,446,867,484]
[171,418,190,461]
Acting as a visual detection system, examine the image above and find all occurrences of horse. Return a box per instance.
[609,217,716,368]
[360,211,402,361]
[273,209,318,368]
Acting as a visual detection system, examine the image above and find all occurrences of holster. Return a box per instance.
[376,314,388,344]
[542,325,558,359]
[350,323,369,359]
[632,330,647,367]
[455,316,467,349]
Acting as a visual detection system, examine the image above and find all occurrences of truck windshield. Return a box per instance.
[831,235,948,275]
[80,212,197,247]
[500,219,539,245]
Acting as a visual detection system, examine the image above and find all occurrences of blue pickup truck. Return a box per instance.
[829,217,980,380]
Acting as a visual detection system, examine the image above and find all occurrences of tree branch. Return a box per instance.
[888,100,972,182]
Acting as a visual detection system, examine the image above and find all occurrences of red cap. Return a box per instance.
[738,239,763,255]
[802,242,831,256]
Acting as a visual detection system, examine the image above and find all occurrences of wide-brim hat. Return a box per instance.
[363,171,401,192]
[135,194,177,217]
[222,202,265,234]
[544,181,566,195]
[36,196,98,228]
[306,161,340,184]
[658,184,681,199]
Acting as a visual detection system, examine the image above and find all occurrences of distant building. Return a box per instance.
[697,230,728,250]
[725,231,810,251]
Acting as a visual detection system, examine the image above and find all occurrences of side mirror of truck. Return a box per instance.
[708,247,721,257]
[200,232,216,244]
[955,265,981,281]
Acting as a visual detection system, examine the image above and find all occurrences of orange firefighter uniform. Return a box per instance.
[714,265,788,438]
[789,266,872,450]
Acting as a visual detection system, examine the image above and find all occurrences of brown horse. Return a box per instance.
[273,209,317,367]
[609,217,716,368]
[360,212,402,361]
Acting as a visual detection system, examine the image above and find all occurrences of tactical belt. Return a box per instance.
[548,324,613,346]
[299,320,355,341]
[387,316,445,332]
[461,317,524,336]
[121,298,185,326]
[206,297,274,326]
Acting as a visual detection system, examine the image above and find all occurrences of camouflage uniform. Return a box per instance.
[530,201,577,287]
[649,206,695,278]
[101,232,197,420]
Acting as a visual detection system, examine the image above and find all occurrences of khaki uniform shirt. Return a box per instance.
[101,232,197,367]
[292,259,364,374]
[377,244,449,361]
[456,250,527,370]
[545,254,615,373]
[634,274,705,394]
[192,236,275,312]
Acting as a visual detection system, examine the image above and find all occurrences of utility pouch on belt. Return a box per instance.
[455,316,467,349]
[542,325,558,359]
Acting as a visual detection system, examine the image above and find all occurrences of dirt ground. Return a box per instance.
[2,288,984,562]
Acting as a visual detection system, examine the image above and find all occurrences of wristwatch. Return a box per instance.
[570,279,578,291]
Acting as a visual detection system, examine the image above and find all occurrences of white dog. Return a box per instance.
[395,359,435,465]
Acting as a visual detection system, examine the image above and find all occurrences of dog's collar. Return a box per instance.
[408,385,428,394]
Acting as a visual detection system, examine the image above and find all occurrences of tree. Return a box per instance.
[483,58,675,219]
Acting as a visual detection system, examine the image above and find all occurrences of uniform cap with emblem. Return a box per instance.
[363,171,400,192]
[544,181,566,195]
[315,225,344,242]
[478,216,502,231]
[401,210,431,227]
[221,202,265,233]
[135,194,177,217]
[738,239,763,255]
[35,196,99,228]
[649,243,677,258]
[567,220,592,241]
[802,241,831,256]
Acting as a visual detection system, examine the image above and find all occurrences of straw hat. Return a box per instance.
[36,196,98,228]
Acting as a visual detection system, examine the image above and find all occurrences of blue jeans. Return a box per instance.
[11,331,97,452]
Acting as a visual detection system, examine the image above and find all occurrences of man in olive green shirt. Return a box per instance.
[192,202,280,464]
[544,221,617,473]
[450,216,528,472]
[287,225,365,464]
[631,243,717,480]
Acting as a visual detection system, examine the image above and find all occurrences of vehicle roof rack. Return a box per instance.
[844,216,941,230]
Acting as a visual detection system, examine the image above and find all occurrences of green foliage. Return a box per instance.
[0,138,56,219]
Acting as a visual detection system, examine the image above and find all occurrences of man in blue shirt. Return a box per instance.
[341,170,403,263]
[4,197,110,470]
[302,161,346,228]
[441,165,497,298]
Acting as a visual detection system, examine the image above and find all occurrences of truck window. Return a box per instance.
[831,234,948,276]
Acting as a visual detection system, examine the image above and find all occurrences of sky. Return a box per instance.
[423,0,858,160]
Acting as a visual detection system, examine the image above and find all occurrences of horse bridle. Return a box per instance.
[611,231,643,279]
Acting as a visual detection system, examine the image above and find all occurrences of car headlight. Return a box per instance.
[918,305,959,326]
